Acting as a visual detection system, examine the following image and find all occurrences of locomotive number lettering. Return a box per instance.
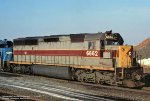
[86,51,98,56]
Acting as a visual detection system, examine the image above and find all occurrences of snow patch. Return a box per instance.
[138,58,150,66]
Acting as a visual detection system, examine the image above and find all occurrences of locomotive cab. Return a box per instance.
[104,30,124,46]
[102,31,144,87]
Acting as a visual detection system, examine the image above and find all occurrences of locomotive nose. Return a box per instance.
[118,45,133,68]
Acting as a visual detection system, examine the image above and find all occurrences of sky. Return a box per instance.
[0,0,150,45]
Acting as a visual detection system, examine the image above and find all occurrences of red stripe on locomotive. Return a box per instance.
[14,50,117,58]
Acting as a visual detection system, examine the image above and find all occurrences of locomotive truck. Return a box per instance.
[2,31,144,87]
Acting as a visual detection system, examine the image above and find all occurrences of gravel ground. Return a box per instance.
[0,87,62,101]
[0,73,150,101]
[0,73,117,101]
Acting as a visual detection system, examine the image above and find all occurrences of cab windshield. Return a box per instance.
[105,40,119,45]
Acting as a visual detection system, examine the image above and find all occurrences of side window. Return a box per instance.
[100,40,104,49]
[88,41,95,50]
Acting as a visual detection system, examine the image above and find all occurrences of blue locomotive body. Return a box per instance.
[0,39,13,69]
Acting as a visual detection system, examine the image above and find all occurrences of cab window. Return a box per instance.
[88,41,95,50]
[100,40,105,49]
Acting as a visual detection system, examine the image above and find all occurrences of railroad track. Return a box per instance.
[0,72,149,101]
[0,72,115,101]
[73,80,150,92]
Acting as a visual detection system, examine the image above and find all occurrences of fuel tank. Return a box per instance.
[32,65,72,80]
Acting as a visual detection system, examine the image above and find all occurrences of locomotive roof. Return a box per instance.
[13,31,124,45]
[13,32,104,41]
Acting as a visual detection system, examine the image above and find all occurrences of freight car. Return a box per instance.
[3,31,144,87]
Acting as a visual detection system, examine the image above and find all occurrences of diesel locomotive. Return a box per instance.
[0,39,13,70]
[1,31,144,87]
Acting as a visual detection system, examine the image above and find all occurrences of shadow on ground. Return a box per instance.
[143,74,150,87]
[0,72,22,77]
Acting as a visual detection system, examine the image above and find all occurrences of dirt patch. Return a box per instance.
[135,37,150,59]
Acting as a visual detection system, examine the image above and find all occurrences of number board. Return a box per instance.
[86,50,99,57]
[105,35,117,40]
